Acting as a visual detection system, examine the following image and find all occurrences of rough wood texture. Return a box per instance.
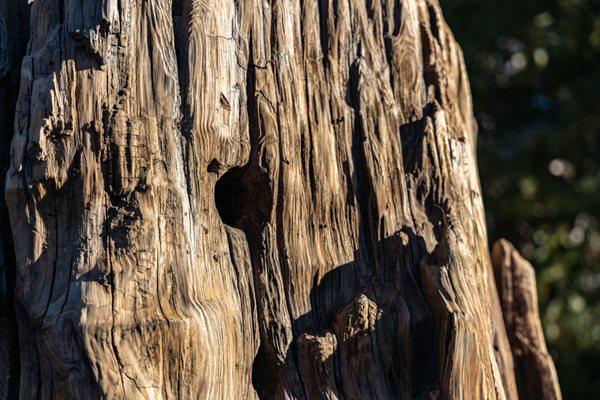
[0,0,561,399]
[492,239,562,400]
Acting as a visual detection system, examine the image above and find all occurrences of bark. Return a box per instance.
[0,0,561,399]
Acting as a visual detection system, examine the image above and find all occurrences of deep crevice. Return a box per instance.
[251,343,278,399]
[215,167,248,229]
[317,0,330,69]
[0,1,30,397]
[346,58,380,278]
[214,165,271,232]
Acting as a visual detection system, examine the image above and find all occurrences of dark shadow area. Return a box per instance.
[0,73,20,400]
[251,342,281,399]
[0,0,30,397]
[214,166,270,231]
[214,166,247,228]
[287,228,441,400]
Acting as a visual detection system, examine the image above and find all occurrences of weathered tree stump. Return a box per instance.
[0,0,560,399]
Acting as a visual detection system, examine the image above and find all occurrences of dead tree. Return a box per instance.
[0,0,561,399]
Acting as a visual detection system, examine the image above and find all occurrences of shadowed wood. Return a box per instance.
[0,0,561,399]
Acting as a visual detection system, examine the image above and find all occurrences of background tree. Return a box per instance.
[442,1,600,397]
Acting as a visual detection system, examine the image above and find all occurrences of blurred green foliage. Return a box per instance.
[441,0,600,397]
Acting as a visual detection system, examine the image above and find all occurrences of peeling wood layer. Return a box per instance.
[492,239,562,400]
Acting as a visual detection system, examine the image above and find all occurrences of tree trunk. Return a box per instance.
[0,0,561,399]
